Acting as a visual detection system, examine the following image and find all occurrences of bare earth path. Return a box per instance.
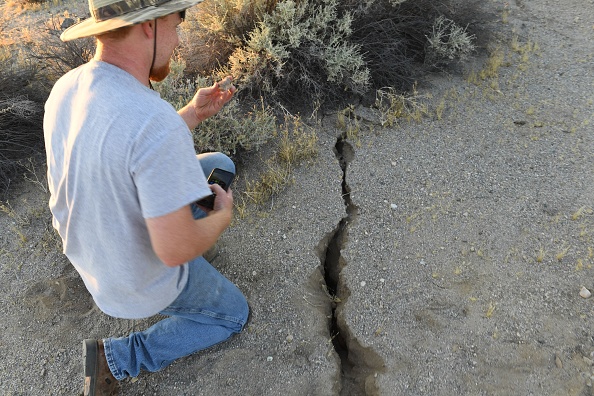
[1,0,593,395]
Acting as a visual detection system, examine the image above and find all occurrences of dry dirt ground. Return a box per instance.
[341,0,594,393]
[1,0,594,395]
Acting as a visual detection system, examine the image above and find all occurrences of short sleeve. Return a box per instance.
[131,122,211,219]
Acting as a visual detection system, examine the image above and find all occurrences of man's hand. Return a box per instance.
[178,77,236,130]
[209,183,233,214]
[195,183,234,215]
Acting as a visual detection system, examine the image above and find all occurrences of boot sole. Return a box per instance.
[82,339,98,396]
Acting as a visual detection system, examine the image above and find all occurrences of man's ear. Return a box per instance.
[140,20,155,38]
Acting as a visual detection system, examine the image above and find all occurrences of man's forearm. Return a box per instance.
[146,204,232,267]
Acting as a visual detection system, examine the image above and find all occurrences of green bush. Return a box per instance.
[425,16,476,67]
[153,58,277,155]
[182,0,370,107]
[193,97,277,155]
[179,0,278,75]
[226,0,369,100]
[181,0,476,107]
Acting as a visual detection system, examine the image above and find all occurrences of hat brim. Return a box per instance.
[60,0,203,41]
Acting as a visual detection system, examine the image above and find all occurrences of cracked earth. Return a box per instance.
[2,0,594,394]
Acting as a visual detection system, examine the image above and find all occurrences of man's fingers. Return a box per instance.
[209,183,222,194]
[209,184,232,200]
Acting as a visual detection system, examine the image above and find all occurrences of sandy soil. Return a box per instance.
[1,0,593,395]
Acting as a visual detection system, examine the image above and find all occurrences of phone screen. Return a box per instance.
[196,168,234,209]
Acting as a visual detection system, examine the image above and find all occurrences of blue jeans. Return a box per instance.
[103,152,248,380]
[190,152,235,220]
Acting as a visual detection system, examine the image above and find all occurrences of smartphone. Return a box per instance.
[196,168,235,209]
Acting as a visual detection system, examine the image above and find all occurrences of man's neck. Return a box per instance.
[94,38,151,87]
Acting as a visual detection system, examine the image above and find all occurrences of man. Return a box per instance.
[43,0,249,394]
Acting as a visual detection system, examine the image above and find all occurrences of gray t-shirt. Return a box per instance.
[43,60,211,319]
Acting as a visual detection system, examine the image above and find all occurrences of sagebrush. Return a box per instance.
[0,54,46,198]
[153,58,278,155]
[181,0,370,107]
[181,0,477,105]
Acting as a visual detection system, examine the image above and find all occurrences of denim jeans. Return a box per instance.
[103,152,248,380]
[190,152,235,220]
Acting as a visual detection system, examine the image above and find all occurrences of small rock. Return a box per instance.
[390,203,397,210]
[555,354,563,368]
[267,356,273,362]
[286,335,294,343]
[360,281,366,287]
[579,286,592,299]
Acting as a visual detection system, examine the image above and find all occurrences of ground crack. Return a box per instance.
[316,133,385,396]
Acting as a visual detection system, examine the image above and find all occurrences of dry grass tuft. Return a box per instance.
[0,56,46,197]
[374,85,430,126]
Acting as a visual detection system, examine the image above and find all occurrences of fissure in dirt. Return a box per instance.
[318,134,384,395]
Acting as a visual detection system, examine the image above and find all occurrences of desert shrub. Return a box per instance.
[28,14,94,84]
[182,0,370,107]
[344,0,476,91]
[179,0,279,75]
[374,85,430,126]
[344,0,436,91]
[193,97,277,154]
[153,58,277,155]
[227,0,369,101]
[0,12,91,197]
[0,57,45,197]
[425,16,476,67]
[181,0,476,109]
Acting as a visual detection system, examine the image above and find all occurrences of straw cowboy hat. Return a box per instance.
[60,0,204,41]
